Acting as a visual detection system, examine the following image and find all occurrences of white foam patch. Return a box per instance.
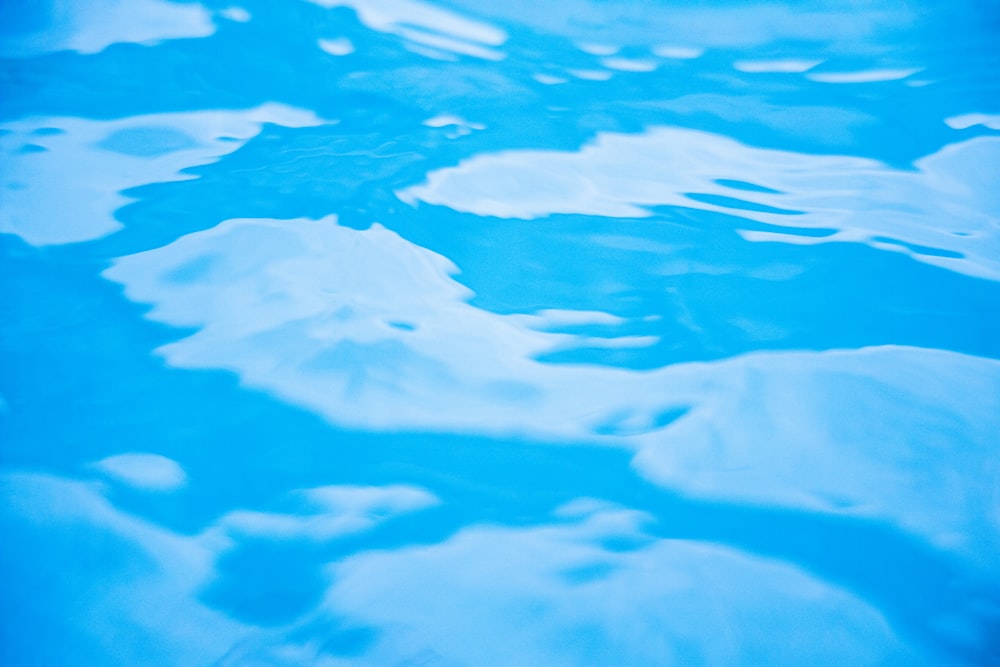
[576,42,619,56]
[567,68,613,81]
[92,453,187,491]
[305,0,506,60]
[218,6,251,22]
[103,215,1000,572]
[946,113,1000,131]
[567,335,659,349]
[734,59,823,73]
[318,36,354,55]
[533,73,568,85]
[216,484,439,540]
[806,68,923,83]
[0,0,216,57]
[315,506,928,665]
[0,104,327,246]
[652,45,704,59]
[397,128,1000,280]
[600,56,658,72]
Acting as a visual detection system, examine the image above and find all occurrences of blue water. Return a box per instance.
[2,1,999,665]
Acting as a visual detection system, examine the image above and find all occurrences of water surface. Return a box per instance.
[1,1,999,665]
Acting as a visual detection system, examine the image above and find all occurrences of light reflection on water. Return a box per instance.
[1,0,999,665]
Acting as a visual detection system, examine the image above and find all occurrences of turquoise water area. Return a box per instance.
[1,1,999,664]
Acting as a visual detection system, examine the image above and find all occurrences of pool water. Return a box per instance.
[1,1,999,665]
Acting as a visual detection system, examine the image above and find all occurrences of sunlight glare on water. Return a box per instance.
[1,0,999,665]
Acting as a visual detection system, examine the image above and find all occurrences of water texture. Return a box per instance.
[1,1,999,665]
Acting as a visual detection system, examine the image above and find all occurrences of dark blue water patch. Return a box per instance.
[0,1,52,38]
[199,537,329,626]
[17,142,47,153]
[82,117,440,256]
[317,625,377,658]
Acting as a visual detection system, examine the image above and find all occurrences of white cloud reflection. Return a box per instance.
[314,503,927,666]
[397,128,1000,280]
[318,37,354,56]
[946,113,1000,131]
[806,67,923,83]
[734,59,823,73]
[103,215,1000,574]
[0,104,326,246]
[304,0,507,60]
[0,0,215,58]
[92,452,187,491]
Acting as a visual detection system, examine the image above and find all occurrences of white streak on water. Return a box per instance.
[652,45,704,59]
[576,42,619,56]
[946,113,1000,131]
[734,59,823,73]
[318,37,354,55]
[806,68,923,83]
[600,57,658,72]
